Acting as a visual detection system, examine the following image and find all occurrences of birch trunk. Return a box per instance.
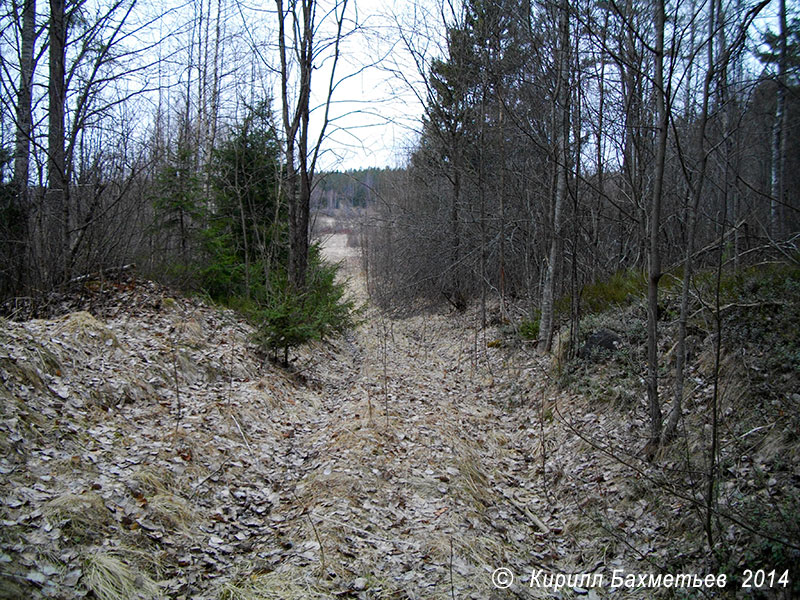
[646,0,667,453]
[539,0,570,353]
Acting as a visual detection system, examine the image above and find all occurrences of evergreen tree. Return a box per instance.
[209,100,284,300]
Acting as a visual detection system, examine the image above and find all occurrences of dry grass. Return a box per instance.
[44,491,111,541]
[82,552,162,600]
[54,311,119,348]
[0,324,62,392]
[148,492,195,531]
[132,466,175,494]
[305,469,363,501]
[216,566,330,600]
[130,466,197,533]
[452,451,491,512]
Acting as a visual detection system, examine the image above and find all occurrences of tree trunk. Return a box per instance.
[539,0,569,353]
[479,78,487,329]
[664,0,716,445]
[291,0,313,290]
[619,0,644,271]
[279,0,316,291]
[499,103,506,314]
[48,0,68,283]
[14,0,35,203]
[10,0,36,292]
[450,157,463,308]
[569,49,582,359]
[646,0,667,454]
[769,0,786,240]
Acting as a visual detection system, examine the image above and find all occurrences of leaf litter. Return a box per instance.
[2,238,787,599]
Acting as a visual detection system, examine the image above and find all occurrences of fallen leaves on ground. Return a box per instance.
[1,238,749,599]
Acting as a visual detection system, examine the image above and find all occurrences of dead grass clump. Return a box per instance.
[82,552,162,600]
[452,451,491,512]
[0,325,62,392]
[54,311,119,348]
[419,531,456,565]
[148,493,195,531]
[216,566,329,600]
[176,317,206,347]
[459,534,508,576]
[132,466,175,495]
[44,491,111,541]
[0,355,47,392]
[306,469,362,501]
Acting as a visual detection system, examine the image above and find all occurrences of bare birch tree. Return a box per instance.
[539,0,570,353]
[276,0,350,289]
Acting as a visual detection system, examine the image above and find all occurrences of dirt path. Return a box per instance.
[268,234,566,598]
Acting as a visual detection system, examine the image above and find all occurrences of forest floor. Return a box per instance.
[0,235,797,599]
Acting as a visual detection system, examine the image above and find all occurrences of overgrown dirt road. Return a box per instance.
[283,242,542,598]
[283,234,587,599]
[1,234,645,599]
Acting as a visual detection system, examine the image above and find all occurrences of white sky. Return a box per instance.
[309,0,436,171]
[7,0,781,176]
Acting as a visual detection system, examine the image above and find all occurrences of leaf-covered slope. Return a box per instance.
[1,262,798,599]
[0,281,312,598]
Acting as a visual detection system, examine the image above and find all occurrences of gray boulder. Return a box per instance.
[578,329,622,360]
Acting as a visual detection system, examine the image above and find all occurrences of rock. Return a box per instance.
[578,330,621,361]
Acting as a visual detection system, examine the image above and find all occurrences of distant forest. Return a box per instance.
[312,169,399,212]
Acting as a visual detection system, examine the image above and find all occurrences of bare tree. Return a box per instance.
[46,0,68,282]
[2,0,38,295]
[276,0,350,290]
[770,0,787,240]
[663,0,771,444]
[643,0,669,455]
[538,0,570,353]
[12,0,36,208]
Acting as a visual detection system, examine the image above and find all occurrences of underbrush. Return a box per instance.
[558,269,649,317]
[161,243,360,367]
[514,269,647,344]
[544,261,800,595]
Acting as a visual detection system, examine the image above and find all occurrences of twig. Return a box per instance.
[449,537,456,600]
[292,490,327,575]
[507,495,550,534]
[229,412,256,461]
[737,422,775,440]
[381,316,389,429]
[228,331,234,408]
[171,331,181,435]
[189,456,231,500]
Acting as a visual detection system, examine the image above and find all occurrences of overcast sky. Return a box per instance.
[309,0,443,172]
